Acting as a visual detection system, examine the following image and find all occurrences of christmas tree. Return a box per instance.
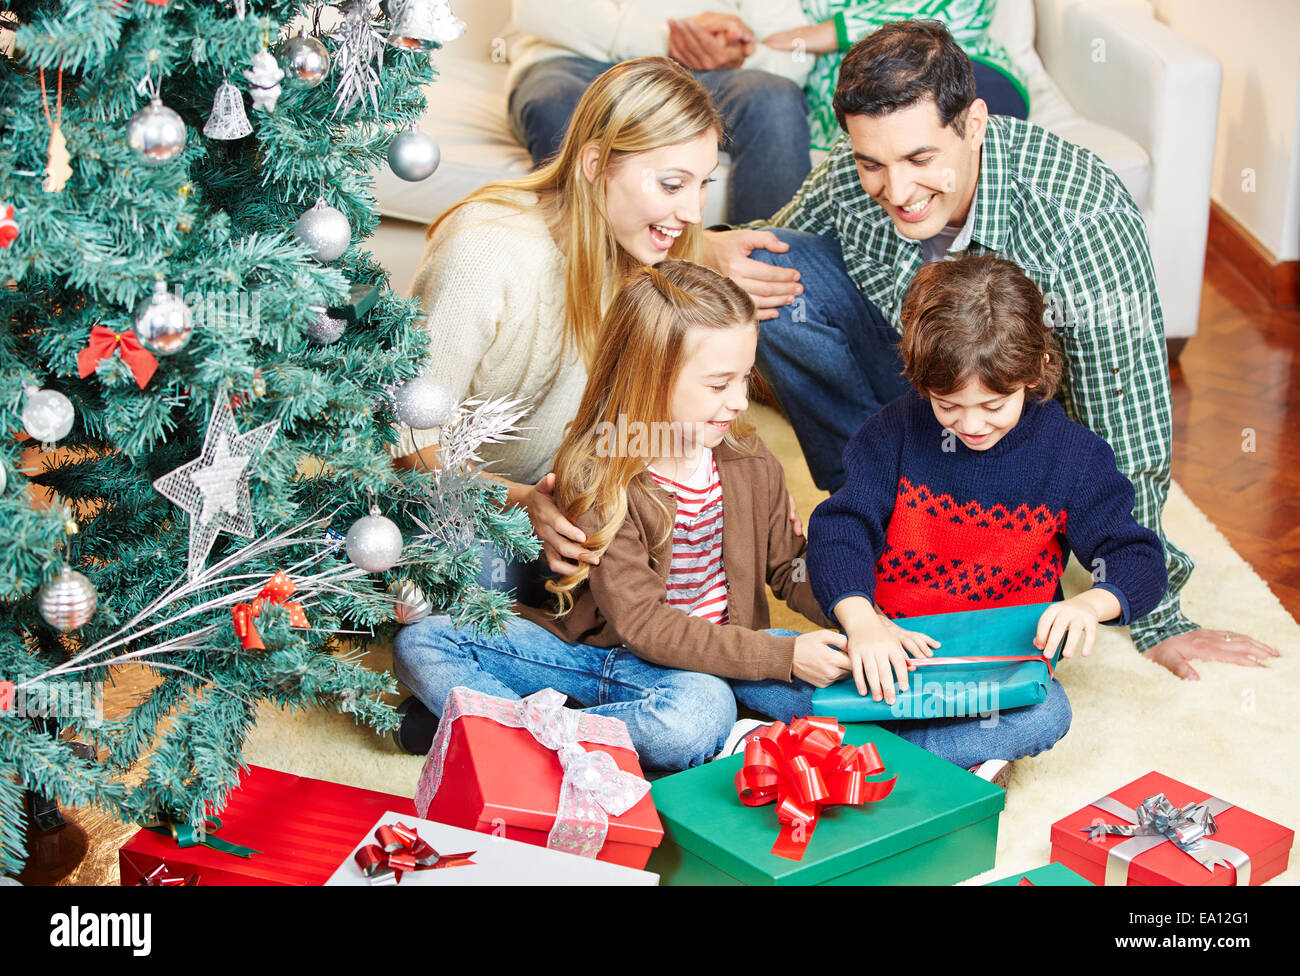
[0,0,536,877]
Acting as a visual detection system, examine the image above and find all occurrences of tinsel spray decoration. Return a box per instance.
[278,30,331,89]
[38,565,98,632]
[38,65,72,192]
[333,0,387,116]
[127,71,187,164]
[244,48,285,111]
[346,506,403,573]
[0,203,17,248]
[21,385,76,448]
[203,73,253,139]
[133,280,194,355]
[294,197,352,262]
[387,124,440,182]
[385,0,466,50]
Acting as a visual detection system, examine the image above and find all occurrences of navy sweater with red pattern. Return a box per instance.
[807,391,1168,624]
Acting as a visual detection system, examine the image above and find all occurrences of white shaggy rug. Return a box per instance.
[242,405,1297,885]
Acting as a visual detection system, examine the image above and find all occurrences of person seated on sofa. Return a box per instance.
[761,0,1029,150]
[504,0,814,223]
[697,19,1278,678]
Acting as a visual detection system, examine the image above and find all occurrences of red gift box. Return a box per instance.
[415,688,663,869]
[119,765,415,886]
[1050,771,1292,886]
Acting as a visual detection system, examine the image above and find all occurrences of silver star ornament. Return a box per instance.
[153,395,279,579]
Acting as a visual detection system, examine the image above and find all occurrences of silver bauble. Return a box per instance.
[307,307,347,344]
[388,579,431,625]
[346,509,404,573]
[39,566,97,631]
[22,387,75,443]
[127,98,188,163]
[278,34,331,88]
[387,125,441,182]
[393,375,454,429]
[294,198,351,263]
[133,280,195,355]
[0,461,6,494]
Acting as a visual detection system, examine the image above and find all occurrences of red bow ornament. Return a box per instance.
[0,203,17,248]
[735,716,898,861]
[231,571,310,651]
[353,823,475,885]
[77,325,159,389]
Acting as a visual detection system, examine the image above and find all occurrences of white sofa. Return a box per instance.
[373,0,1221,344]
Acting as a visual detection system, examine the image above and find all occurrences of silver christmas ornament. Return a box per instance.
[133,280,194,355]
[346,507,403,572]
[22,386,75,445]
[307,307,347,344]
[387,125,440,182]
[393,375,454,429]
[0,460,6,494]
[203,78,253,139]
[244,48,285,111]
[294,198,351,263]
[278,33,331,88]
[39,565,98,631]
[388,579,431,624]
[127,98,187,163]
[385,0,466,50]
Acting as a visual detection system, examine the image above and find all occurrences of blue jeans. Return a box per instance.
[508,56,811,223]
[749,228,911,492]
[733,632,1073,770]
[393,615,738,772]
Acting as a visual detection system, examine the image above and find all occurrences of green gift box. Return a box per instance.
[646,723,1004,885]
[984,863,1094,886]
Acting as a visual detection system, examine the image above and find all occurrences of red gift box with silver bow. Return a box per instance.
[415,687,663,869]
[1049,771,1292,886]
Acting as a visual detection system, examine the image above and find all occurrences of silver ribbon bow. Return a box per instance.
[1083,791,1251,885]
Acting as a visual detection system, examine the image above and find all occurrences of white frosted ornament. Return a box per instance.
[244,48,285,111]
[279,33,330,88]
[133,280,194,355]
[388,579,431,624]
[127,98,187,163]
[346,507,404,572]
[393,376,453,429]
[307,307,347,344]
[386,0,466,50]
[22,386,75,445]
[387,125,440,182]
[39,565,98,631]
[203,78,253,139]
[294,198,351,263]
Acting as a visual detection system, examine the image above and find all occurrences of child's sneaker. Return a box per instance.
[391,695,439,756]
[968,759,1014,789]
[714,719,770,760]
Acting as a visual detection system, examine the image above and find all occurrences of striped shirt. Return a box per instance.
[648,450,730,625]
[758,114,1194,652]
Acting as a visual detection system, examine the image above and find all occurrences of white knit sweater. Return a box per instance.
[400,190,586,487]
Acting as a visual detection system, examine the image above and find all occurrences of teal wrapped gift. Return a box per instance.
[812,603,1062,722]
[984,862,1094,886]
[646,723,1003,885]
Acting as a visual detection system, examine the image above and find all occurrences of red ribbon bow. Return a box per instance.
[231,571,310,651]
[735,716,898,861]
[0,203,17,248]
[137,863,202,886]
[353,823,475,884]
[77,324,159,389]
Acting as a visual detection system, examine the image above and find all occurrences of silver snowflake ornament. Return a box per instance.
[153,395,279,579]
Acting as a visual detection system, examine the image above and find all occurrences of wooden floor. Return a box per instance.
[28,245,1300,885]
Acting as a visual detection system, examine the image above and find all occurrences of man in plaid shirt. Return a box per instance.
[702,20,1276,677]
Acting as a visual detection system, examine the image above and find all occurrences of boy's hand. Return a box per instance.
[792,630,852,687]
[1035,594,1103,660]
[880,616,940,659]
[844,631,912,704]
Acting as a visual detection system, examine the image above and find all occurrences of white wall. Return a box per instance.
[1150,0,1300,261]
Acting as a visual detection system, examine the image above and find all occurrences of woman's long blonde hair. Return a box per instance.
[546,261,757,615]
[425,57,723,366]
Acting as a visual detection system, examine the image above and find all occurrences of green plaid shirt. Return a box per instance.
[764,115,1195,651]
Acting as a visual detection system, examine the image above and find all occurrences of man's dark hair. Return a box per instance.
[833,20,977,137]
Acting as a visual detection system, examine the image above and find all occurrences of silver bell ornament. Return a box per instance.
[393,375,454,429]
[388,579,431,625]
[244,48,285,111]
[278,32,331,88]
[39,565,98,632]
[346,507,404,573]
[387,125,440,182]
[128,98,188,163]
[203,77,253,139]
[385,0,467,50]
[133,280,195,355]
[22,386,75,445]
[294,198,351,263]
[307,307,347,344]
